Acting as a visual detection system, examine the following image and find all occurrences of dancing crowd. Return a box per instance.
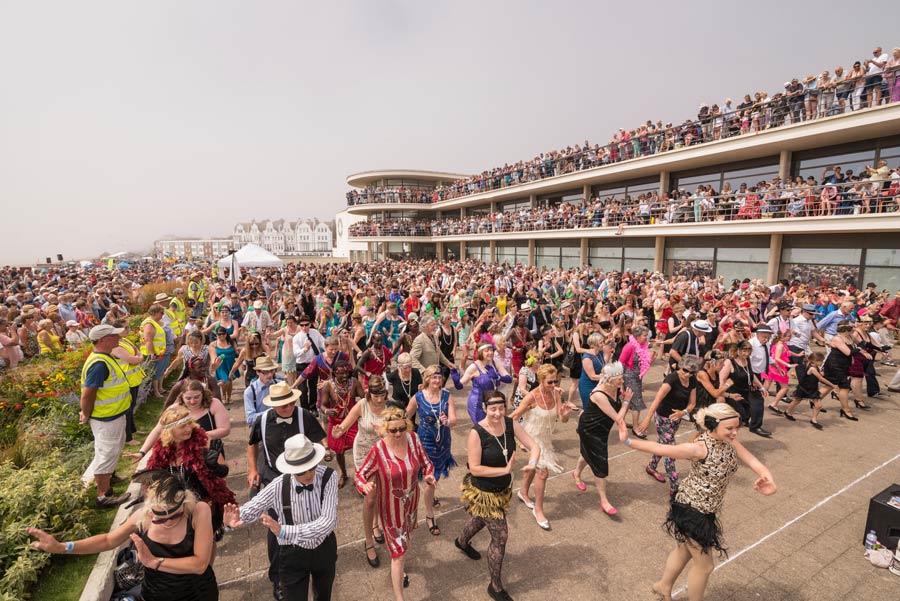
[345,46,900,209]
[17,258,900,601]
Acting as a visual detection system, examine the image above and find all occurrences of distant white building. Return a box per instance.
[154,238,233,260]
[232,219,335,255]
[333,209,368,261]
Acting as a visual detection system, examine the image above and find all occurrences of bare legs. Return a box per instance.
[390,553,406,601]
[591,472,615,512]
[520,468,550,522]
[654,541,714,601]
[363,479,381,561]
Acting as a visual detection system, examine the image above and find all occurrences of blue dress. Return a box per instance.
[414,389,456,480]
[578,352,605,410]
[214,344,237,383]
[467,363,504,424]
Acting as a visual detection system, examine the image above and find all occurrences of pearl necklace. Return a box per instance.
[484,419,509,461]
[423,387,444,443]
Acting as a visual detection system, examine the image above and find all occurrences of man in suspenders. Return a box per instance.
[246,382,326,601]
[225,434,338,601]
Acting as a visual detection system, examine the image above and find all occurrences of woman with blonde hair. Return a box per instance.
[510,364,572,530]
[145,405,236,542]
[355,405,435,600]
[28,471,218,601]
[573,362,631,515]
[619,403,776,601]
[37,318,61,354]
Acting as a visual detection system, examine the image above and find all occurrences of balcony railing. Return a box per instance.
[347,70,900,208]
[346,188,434,206]
[348,182,900,238]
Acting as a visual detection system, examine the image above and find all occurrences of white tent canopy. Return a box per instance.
[216,244,283,285]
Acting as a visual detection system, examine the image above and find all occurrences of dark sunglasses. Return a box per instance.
[150,511,184,525]
[387,425,408,434]
[545,379,559,385]
[680,369,697,375]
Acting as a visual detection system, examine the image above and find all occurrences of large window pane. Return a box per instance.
[624,246,655,259]
[589,257,623,272]
[623,258,655,273]
[716,247,772,262]
[715,261,768,283]
[589,246,623,259]
[666,247,715,261]
[862,266,900,293]
[865,248,900,267]
[782,248,861,265]
[781,263,860,288]
[668,260,714,279]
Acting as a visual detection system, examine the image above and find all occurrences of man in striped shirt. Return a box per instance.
[225,434,338,601]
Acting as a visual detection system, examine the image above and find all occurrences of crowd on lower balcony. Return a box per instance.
[347,46,900,208]
[348,161,900,238]
[346,187,433,205]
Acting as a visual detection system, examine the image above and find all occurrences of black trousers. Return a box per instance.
[279,532,337,601]
[296,362,318,412]
[787,345,807,382]
[748,390,765,430]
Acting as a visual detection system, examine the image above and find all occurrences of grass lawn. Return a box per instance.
[31,388,168,601]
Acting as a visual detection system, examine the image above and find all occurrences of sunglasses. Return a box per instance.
[680,369,697,375]
[387,425,408,434]
[150,511,184,525]
[545,379,559,385]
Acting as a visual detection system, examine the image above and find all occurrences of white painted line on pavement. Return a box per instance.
[672,449,900,598]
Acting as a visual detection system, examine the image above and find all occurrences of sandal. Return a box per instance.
[432,497,441,509]
[372,527,384,544]
[426,516,441,536]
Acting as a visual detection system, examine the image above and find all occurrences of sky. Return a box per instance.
[1,1,896,265]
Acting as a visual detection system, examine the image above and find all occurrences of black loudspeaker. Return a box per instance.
[864,484,900,550]
[46,257,52,264]
[57,254,63,261]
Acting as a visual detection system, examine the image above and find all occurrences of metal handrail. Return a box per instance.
[346,68,900,207]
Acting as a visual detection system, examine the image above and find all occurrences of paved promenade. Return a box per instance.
[212,358,900,600]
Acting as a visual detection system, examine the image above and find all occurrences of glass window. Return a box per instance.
[794,149,876,182]
[782,248,861,265]
[624,246,655,260]
[666,247,714,261]
[589,257,622,272]
[668,260,714,279]
[862,267,900,293]
[716,247,771,263]
[623,258,655,273]
[781,263,860,288]
[589,245,623,259]
[878,144,900,162]
[865,248,900,268]
[715,261,768,283]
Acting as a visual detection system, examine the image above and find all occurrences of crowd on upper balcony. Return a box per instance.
[347,45,900,208]
[348,160,900,238]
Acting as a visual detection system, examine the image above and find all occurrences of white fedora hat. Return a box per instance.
[275,434,326,474]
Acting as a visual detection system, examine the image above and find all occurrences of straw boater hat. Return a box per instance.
[275,434,326,474]
[263,381,301,407]
[154,293,171,303]
[254,356,278,372]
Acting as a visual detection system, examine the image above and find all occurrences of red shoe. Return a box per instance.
[572,471,587,491]
[645,466,666,483]
[600,503,618,516]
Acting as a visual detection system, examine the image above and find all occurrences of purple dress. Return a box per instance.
[466,363,508,424]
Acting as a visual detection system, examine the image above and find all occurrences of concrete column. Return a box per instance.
[659,171,670,196]
[767,233,783,284]
[654,236,666,273]
[460,207,465,218]
[460,240,467,260]
[778,150,792,181]
[530,193,537,209]
[583,183,592,203]
[381,242,388,260]
[436,241,444,261]
[367,242,373,262]
[490,201,496,214]
[489,240,496,263]
[580,238,589,267]
[528,239,535,267]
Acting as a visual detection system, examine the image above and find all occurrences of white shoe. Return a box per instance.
[517,490,534,510]
[532,508,551,530]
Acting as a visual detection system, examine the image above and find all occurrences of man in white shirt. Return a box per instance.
[243,300,273,335]
[748,325,773,437]
[865,46,888,107]
[787,304,825,381]
[292,316,326,410]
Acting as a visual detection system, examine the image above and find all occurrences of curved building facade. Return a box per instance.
[345,105,900,290]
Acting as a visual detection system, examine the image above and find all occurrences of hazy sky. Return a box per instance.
[1,1,896,265]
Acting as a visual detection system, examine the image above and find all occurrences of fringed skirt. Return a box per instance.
[664,502,727,556]
[460,474,512,521]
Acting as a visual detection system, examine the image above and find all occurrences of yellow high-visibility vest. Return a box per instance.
[140,317,166,356]
[81,352,131,419]
[164,308,182,337]
[117,339,146,388]
[170,297,186,325]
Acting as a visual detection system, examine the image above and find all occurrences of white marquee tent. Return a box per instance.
[216,243,283,284]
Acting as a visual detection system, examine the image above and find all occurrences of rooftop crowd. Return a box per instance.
[349,160,900,238]
[346,45,900,208]
[11,256,900,601]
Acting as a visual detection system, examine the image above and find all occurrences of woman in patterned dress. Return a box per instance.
[356,406,435,601]
[509,364,572,530]
[619,403,776,601]
[332,375,389,567]
[318,360,364,489]
[406,365,456,534]
[618,325,655,436]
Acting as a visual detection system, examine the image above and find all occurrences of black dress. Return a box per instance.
[725,360,752,424]
[138,517,218,601]
[823,347,851,389]
[577,389,620,478]
[694,371,719,411]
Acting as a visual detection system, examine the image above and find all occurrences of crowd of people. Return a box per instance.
[348,160,900,239]
[11,256,900,601]
[344,46,900,209]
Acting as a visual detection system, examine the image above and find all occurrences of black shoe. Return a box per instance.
[488,584,514,601]
[783,413,796,421]
[372,527,384,544]
[749,428,772,438]
[273,583,284,601]
[364,544,380,568]
[767,405,785,416]
[853,399,871,410]
[454,537,481,560]
[839,409,858,421]
[96,491,130,508]
[810,421,824,430]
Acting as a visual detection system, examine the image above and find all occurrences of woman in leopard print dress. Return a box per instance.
[617,403,776,601]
